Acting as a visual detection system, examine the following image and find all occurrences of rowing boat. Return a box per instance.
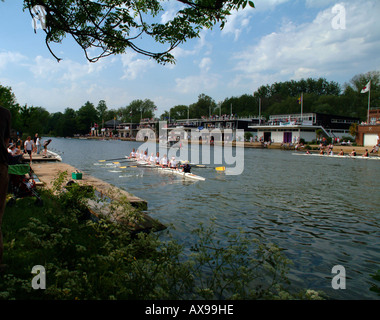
[292,152,380,160]
[125,157,206,181]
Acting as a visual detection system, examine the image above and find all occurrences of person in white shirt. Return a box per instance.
[148,153,155,164]
[36,136,41,154]
[160,154,168,167]
[155,152,160,165]
[169,156,177,169]
[129,148,136,158]
[24,136,35,163]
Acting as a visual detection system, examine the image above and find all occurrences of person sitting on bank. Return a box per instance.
[7,143,23,164]
[370,145,379,153]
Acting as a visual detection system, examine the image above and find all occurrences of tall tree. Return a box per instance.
[76,101,98,134]
[96,100,107,127]
[0,83,21,130]
[168,105,189,120]
[189,94,216,118]
[123,99,157,123]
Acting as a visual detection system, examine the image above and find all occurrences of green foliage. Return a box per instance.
[0,172,326,300]
[23,0,255,64]
[189,94,217,118]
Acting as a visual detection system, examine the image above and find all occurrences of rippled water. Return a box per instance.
[48,137,380,299]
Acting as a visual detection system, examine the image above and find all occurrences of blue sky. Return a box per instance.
[0,0,379,116]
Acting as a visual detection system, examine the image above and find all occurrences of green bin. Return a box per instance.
[72,172,82,180]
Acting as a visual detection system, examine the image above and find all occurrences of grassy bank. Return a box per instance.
[1,175,329,300]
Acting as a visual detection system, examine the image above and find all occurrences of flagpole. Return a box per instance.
[367,83,371,124]
[301,92,303,124]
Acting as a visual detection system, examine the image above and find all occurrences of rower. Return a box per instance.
[160,154,168,167]
[148,153,155,163]
[338,149,344,156]
[350,149,356,157]
[363,149,369,157]
[169,156,177,169]
[155,152,160,165]
[130,148,136,158]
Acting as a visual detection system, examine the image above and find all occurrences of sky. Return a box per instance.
[0,0,379,117]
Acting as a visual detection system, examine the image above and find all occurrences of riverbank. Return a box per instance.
[72,136,379,155]
[30,162,166,233]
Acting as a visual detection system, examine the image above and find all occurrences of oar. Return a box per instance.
[189,163,225,171]
[98,157,127,162]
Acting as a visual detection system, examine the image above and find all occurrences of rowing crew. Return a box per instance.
[128,148,191,173]
[308,148,370,157]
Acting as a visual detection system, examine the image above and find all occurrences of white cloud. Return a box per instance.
[222,9,253,41]
[199,57,212,72]
[120,52,155,80]
[28,55,108,82]
[231,1,380,90]
[175,73,219,94]
[0,51,28,70]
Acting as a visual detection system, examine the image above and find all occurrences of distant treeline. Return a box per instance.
[1,71,378,138]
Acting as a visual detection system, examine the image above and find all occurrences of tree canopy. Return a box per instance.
[1,72,379,138]
[24,0,255,63]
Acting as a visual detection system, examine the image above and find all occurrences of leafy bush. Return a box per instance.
[1,172,326,300]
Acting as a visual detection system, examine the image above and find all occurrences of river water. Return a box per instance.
[47,137,380,299]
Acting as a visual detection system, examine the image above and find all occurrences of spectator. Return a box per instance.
[0,106,11,271]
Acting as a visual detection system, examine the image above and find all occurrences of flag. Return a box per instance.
[361,81,371,93]
[297,97,302,104]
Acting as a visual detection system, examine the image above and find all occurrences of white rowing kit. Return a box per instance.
[125,156,206,181]
[292,152,380,160]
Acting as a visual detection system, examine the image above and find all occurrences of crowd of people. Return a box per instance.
[128,149,191,173]
[7,133,52,164]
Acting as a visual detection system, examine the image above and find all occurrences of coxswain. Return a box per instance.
[182,161,191,173]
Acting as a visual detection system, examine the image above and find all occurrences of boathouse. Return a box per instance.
[356,109,380,146]
[248,112,359,143]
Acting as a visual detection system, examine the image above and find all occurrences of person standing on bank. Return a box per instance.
[0,106,11,271]
[24,136,35,163]
[36,134,41,154]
